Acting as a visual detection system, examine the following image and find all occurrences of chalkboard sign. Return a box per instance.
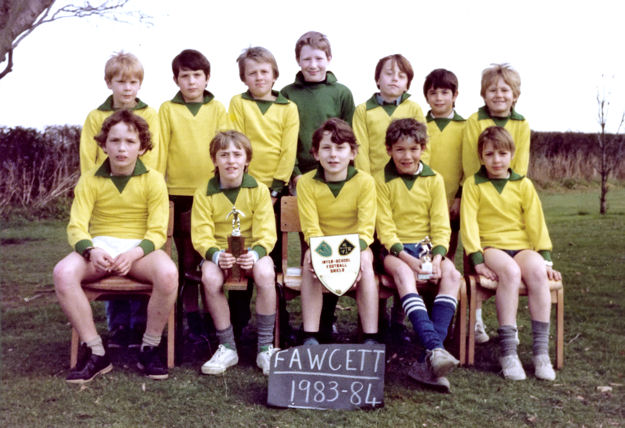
[267,344,385,410]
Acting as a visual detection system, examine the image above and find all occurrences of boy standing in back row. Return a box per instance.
[281,31,356,341]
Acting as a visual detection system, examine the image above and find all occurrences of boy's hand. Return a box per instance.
[218,252,236,270]
[271,197,278,205]
[430,254,443,280]
[292,175,302,187]
[546,266,562,281]
[475,263,497,281]
[111,247,144,276]
[399,251,422,275]
[236,253,256,271]
[90,248,113,273]
[449,198,461,220]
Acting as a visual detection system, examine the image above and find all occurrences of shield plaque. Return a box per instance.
[310,234,360,296]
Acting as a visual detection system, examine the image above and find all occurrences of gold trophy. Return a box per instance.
[416,236,433,281]
[226,207,247,288]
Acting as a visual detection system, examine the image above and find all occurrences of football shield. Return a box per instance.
[310,234,360,296]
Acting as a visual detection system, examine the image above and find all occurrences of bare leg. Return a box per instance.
[200,260,230,330]
[483,249,521,327]
[300,249,323,332]
[253,256,276,316]
[356,249,378,334]
[515,250,551,322]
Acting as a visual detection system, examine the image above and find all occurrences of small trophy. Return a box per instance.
[226,207,247,288]
[417,236,433,281]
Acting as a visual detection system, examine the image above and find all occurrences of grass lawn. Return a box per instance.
[1,187,624,427]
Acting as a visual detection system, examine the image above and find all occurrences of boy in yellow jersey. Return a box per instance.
[462,63,530,343]
[80,52,161,347]
[54,110,177,384]
[159,49,229,345]
[420,69,465,262]
[376,118,460,392]
[353,54,426,176]
[296,118,378,345]
[460,127,561,381]
[191,131,277,375]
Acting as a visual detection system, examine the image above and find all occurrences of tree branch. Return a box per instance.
[0,49,13,79]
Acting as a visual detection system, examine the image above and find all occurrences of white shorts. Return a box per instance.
[92,236,142,258]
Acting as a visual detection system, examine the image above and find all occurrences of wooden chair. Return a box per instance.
[70,201,176,369]
[275,196,396,344]
[464,258,564,369]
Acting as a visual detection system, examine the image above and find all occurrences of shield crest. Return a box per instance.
[310,234,360,296]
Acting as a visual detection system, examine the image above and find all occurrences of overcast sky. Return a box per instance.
[0,0,623,133]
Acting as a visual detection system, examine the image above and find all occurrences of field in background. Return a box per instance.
[1,188,624,426]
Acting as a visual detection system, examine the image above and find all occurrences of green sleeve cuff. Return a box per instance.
[206,247,220,261]
[359,239,368,251]
[252,245,267,258]
[75,239,93,256]
[390,243,404,257]
[139,240,154,256]
[538,250,552,262]
[432,245,447,258]
[455,185,463,198]
[270,179,286,194]
[469,251,484,266]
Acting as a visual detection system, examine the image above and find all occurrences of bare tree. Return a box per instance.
[0,0,149,80]
[595,81,625,214]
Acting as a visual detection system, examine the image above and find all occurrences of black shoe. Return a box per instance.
[108,325,129,349]
[137,346,168,380]
[66,345,112,384]
[128,325,144,349]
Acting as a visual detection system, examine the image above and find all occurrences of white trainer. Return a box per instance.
[201,344,238,375]
[427,348,459,378]
[532,354,556,381]
[499,354,527,380]
[475,319,490,344]
[256,345,279,375]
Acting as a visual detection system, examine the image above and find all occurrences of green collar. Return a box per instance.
[384,160,434,190]
[241,90,289,115]
[94,158,148,193]
[205,173,258,196]
[97,95,148,112]
[474,165,523,194]
[426,110,465,132]
[313,165,358,198]
[365,92,411,111]
[171,90,215,116]
[293,70,338,87]
[477,105,525,122]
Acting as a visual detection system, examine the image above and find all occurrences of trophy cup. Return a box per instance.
[416,236,433,281]
[226,207,247,288]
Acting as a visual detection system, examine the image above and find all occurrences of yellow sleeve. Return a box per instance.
[79,112,102,175]
[67,175,96,251]
[353,104,371,174]
[143,172,169,250]
[375,176,401,252]
[460,179,483,264]
[191,188,219,260]
[462,116,482,183]
[251,185,277,255]
[157,103,171,176]
[296,176,323,245]
[511,121,530,176]
[356,174,376,248]
[140,108,163,174]
[228,96,246,133]
[216,101,230,131]
[428,175,451,253]
[521,179,552,252]
[274,103,299,184]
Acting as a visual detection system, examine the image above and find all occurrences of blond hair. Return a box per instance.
[104,51,144,83]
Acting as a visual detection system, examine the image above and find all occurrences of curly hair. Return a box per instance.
[94,109,152,152]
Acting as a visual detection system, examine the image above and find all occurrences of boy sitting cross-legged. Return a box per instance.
[460,126,561,381]
[54,110,178,384]
[191,131,278,376]
[296,118,379,346]
[375,118,461,391]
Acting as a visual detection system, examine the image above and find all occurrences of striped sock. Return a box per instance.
[431,294,457,341]
[141,332,161,350]
[401,293,442,351]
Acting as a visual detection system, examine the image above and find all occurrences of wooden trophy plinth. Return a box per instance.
[225,235,248,290]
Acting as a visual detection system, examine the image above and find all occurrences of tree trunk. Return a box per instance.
[0,0,55,62]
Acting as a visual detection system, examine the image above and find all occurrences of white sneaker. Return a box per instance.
[201,344,238,375]
[427,348,459,378]
[532,354,556,381]
[408,360,451,393]
[475,319,490,344]
[499,354,526,380]
[256,345,279,375]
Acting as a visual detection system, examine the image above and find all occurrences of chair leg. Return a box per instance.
[467,275,477,366]
[456,278,467,365]
[556,288,564,369]
[70,328,80,369]
[274,286,281,348]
